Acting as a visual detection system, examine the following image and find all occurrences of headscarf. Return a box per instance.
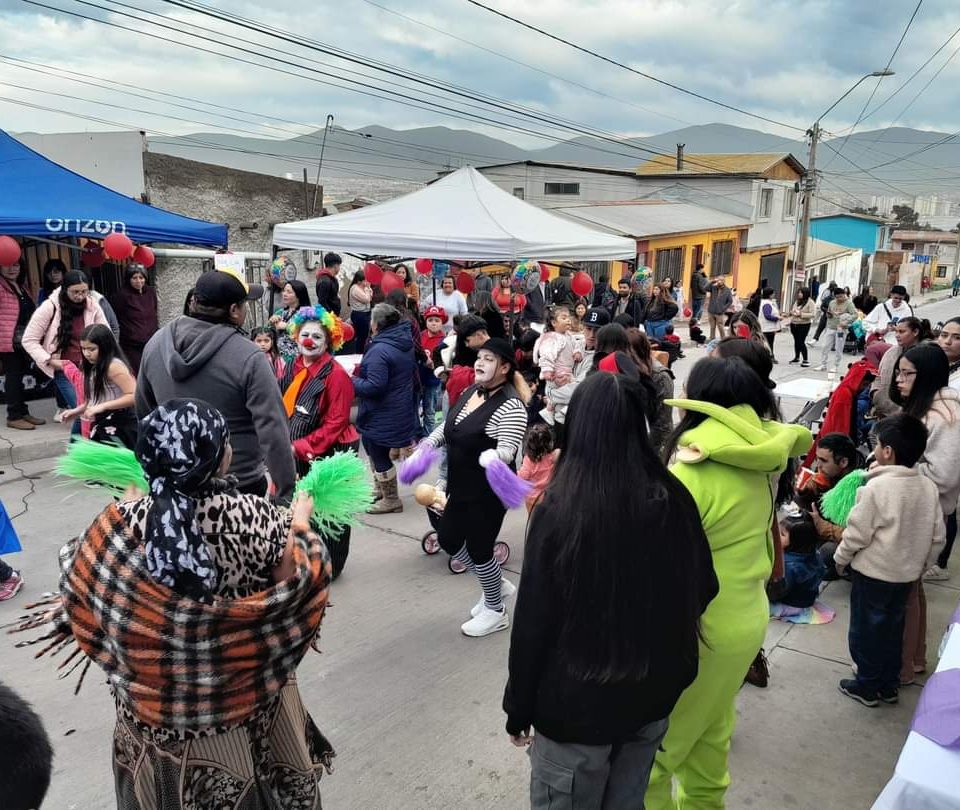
[135,399,229,601]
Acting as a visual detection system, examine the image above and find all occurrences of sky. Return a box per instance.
[1,0,959,151]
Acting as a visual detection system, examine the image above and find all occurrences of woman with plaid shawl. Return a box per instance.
[22,400,336,809]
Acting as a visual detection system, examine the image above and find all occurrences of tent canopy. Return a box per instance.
[272,167,636,261]
[0,130,227,246]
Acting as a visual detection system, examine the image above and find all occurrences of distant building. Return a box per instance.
[789,239,863,294]
[890,230,959,284]
[810,213,893,257]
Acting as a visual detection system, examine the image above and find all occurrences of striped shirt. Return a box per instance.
[426,391,527,463]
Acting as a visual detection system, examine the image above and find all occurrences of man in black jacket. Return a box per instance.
[315,252,342,315]
[608,277,646,326]
[690,264,710,320]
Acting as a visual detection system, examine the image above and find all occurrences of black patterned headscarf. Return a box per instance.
[136,399,228,601]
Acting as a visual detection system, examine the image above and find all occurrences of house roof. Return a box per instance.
[891,229,958,243]
[812,212,890,225]
[546,199,750,240]
[789,238,861,264]
[634,152,805,178]
[469,160,640,178]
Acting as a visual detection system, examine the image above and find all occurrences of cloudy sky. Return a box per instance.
[1,0,958,150]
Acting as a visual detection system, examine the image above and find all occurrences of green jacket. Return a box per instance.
[665,400,813,651]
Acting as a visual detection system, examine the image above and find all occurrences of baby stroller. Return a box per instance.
[417,485,511,573]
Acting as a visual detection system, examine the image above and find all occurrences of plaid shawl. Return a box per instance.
[14,503,330,732]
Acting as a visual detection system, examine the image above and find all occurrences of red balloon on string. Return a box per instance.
[81,245,106,269]
[414,258,433,276]
[363,261,383,285]
[0,236,21,266]
[683,307,693,319]
[571,271,594,298]
[132,245,156,268]
[456,272,475,295]
[103,232,134,260]
[341,321,356,343]
[381,271,404,293]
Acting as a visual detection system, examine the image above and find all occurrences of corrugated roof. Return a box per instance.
[547,199,750,239]
[789,238,860,264]
[635,152,804,177]
[891,229,957,242]
[812,212,890,224]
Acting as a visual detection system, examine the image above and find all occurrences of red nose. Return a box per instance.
[302,338,316,349]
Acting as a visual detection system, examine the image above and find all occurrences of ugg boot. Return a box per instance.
[367,468,403,514]
[369,461,383,502]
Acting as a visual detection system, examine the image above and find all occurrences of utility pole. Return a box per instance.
[311,114,334,217]
[794,123,820,284]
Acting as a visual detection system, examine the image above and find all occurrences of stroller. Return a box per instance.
[417,484,511,573]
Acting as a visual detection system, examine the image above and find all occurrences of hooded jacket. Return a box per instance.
[352,319,419,447]
[666,400,812,651]
[135,317,296,500]
[21,289,109,377]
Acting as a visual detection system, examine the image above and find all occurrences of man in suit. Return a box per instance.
[522,275,552,324]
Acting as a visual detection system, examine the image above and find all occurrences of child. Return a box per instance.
[518,423,558,512]
[60,324,138,449]
[658,322,683,363]
[420,306,447,434]
[535,305,584,395]
[251,325,286,380]
[688,318,706,346]
[0,682,53,810]
[767,512,824,608]
[834,414,945,706]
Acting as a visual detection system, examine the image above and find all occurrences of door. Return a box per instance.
[760,251,786,297]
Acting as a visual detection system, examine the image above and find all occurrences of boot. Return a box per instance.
[367,468,403,514]
[370,463,383,502]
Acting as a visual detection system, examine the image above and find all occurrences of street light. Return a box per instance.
[311,114,335,217]
[794,69,895,282]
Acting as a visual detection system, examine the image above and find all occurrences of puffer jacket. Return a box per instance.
[918,387,960,515]
[0,277,34,353]
[352,319,419,447]
[21,289,108,377]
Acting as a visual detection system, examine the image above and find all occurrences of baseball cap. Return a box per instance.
[194,268,263,307]
[423,305,448,323]
[583,307,611,328]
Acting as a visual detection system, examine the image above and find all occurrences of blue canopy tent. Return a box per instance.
[0,129,227,246]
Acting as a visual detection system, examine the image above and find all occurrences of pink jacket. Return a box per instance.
[0,278,32,353]
[21,289,108,378]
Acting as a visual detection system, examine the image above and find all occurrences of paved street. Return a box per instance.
[1,292,958,809]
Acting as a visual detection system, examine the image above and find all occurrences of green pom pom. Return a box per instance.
[295,451,374,537]
[56,439,147,496]
[819,469,867,527]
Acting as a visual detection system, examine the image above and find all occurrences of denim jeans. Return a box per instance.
[645,319,670,340]
[691,298,704,320]
[849,569,912,693]
[53,370,81,436]
[421,384,443,436]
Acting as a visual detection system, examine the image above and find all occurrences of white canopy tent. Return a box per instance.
[272,167,636,261]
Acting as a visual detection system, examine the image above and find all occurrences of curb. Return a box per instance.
[0,434,69,467]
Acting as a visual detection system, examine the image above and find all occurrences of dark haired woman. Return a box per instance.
[109,264,159,375]
[758,288,783,360]
[37,258,66,305]
[1,257,44,431]
[269,280,312,360]
[472,290,507,339]
[789,286,816,366]
[22,269,109,435]
[505,372,717,808]
[647,356,812,809]
[872,315,932,418]
[892,343,960,682]
[347,270,373,354]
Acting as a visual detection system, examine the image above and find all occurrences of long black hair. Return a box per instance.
[41,258,67,297]
[284,279,311,311]
[896,316,932,344]
[250,325,281,363]
[664,356,778,461]
[451,314,487,367]
[55,269,90,355]
[894,342,950,419]
[80,323,129,404]
[534,372,713,683]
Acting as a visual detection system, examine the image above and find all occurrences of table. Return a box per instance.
[872,606,960,809]
[774,376,835,401]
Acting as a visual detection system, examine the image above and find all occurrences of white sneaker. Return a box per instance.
[53,408,65,423]
[471,578,517,618]
[923,564,950,582]
[806,338,817,346]
[814,365,826,371]
[461,605,509,637]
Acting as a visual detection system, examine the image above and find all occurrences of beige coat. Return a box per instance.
[918,387,960,515]
[21,289,108,378]
[835,465,945,582]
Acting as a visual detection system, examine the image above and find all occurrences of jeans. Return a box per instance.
[849,569,911,693]
[53,371,81,437]
[0,347,30,420]
[645,319,671,341]
[790,322,810,362]
[938,510,957,569]
[813,312,828,341]
[350,309,371,354]
[691,298,704,320]
[421,384,442,436]
[362,436,394,473]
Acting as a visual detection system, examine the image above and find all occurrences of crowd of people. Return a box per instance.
[1,253,959,810]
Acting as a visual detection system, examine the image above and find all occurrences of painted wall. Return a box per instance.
[639,228,745,300]
[478,165,640,206]
[737,248,787,300]
[810,216,885,256]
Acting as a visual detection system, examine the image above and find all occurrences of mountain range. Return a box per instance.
[148,122,960,203]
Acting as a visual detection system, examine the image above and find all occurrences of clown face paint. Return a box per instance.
[474,348,508,387]
[298,321,327,358]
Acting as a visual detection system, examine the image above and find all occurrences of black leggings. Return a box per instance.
[763,331,776,354]
[813,312,827,341]
[438,495,506,565]
[791,322,811,361]
[938,510,957,569]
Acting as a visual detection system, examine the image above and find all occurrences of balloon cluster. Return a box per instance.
[0,234,156,271]
[632,265,652,286]
[270,256,295,283]
[512,259,541,291]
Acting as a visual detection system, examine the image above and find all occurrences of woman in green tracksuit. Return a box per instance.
[646,356,812,810]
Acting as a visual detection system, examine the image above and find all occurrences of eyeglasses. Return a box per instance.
[895,369,917,379]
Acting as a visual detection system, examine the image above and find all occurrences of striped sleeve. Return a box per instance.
[486,397,528,462]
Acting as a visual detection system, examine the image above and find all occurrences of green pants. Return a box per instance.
[646,645,758,810]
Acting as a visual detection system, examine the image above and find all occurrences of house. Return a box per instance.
[788,239,863,296]
[890,230,959,284]
[810,213,893,257]
[548,200,750,296]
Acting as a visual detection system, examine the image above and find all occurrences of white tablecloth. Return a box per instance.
[872,618,960,809]
[774,377,835,401]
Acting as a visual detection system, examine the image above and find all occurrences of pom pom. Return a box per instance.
[819,469,867,527]
[482,456,533,510]
[295,450,373,536]
[398,444,441,485]
[56,439,148,495]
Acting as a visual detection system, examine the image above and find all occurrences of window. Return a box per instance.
[900,242,915,251]
[512,187,524,200]
[544,182,580,195]
[758,188,774,219]
[654,247,684,282]
[710,240,735,277]
[937,265,948,278]
[783,189,797,218]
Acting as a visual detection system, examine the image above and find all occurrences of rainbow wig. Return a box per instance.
[287,305,345,352]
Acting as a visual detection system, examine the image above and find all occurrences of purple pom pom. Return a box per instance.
[484,457,533,509]
[398,444,441,484]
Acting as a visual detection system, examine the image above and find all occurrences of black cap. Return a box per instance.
[583,307,611,328]
[194,268,263,307]
[479,337,515,365]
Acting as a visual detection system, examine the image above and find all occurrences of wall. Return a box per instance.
[477,164,640,206]
[641,228,745,299]
[144,152,310,323]
[810,217,883,255]
[737,248,787,299]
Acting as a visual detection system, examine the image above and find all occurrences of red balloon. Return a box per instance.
[363,261,383,285]
[132,245,156,268]
[0,236,21,266]
[683,306,693,319]
[381,270,404,294]
[81,245,106,269]
[341,321,356,343]
[571,271,594,298]
[103,232,134,260]
[456,272,475,294]
[414,258,433,276]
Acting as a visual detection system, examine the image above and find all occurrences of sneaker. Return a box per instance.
[53,408,65,423]
[0,571,23,601]
[923,564,950,582]
[5,418,35,430]
[789,358,799,364]
[461,605,509,637]
[814,365,826,372]
[838,679,879,707]
[878,688,899,705]
[471,578,517,618]
[806,338,817,346]
[22,414,46,426]
[801,361,810,368]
